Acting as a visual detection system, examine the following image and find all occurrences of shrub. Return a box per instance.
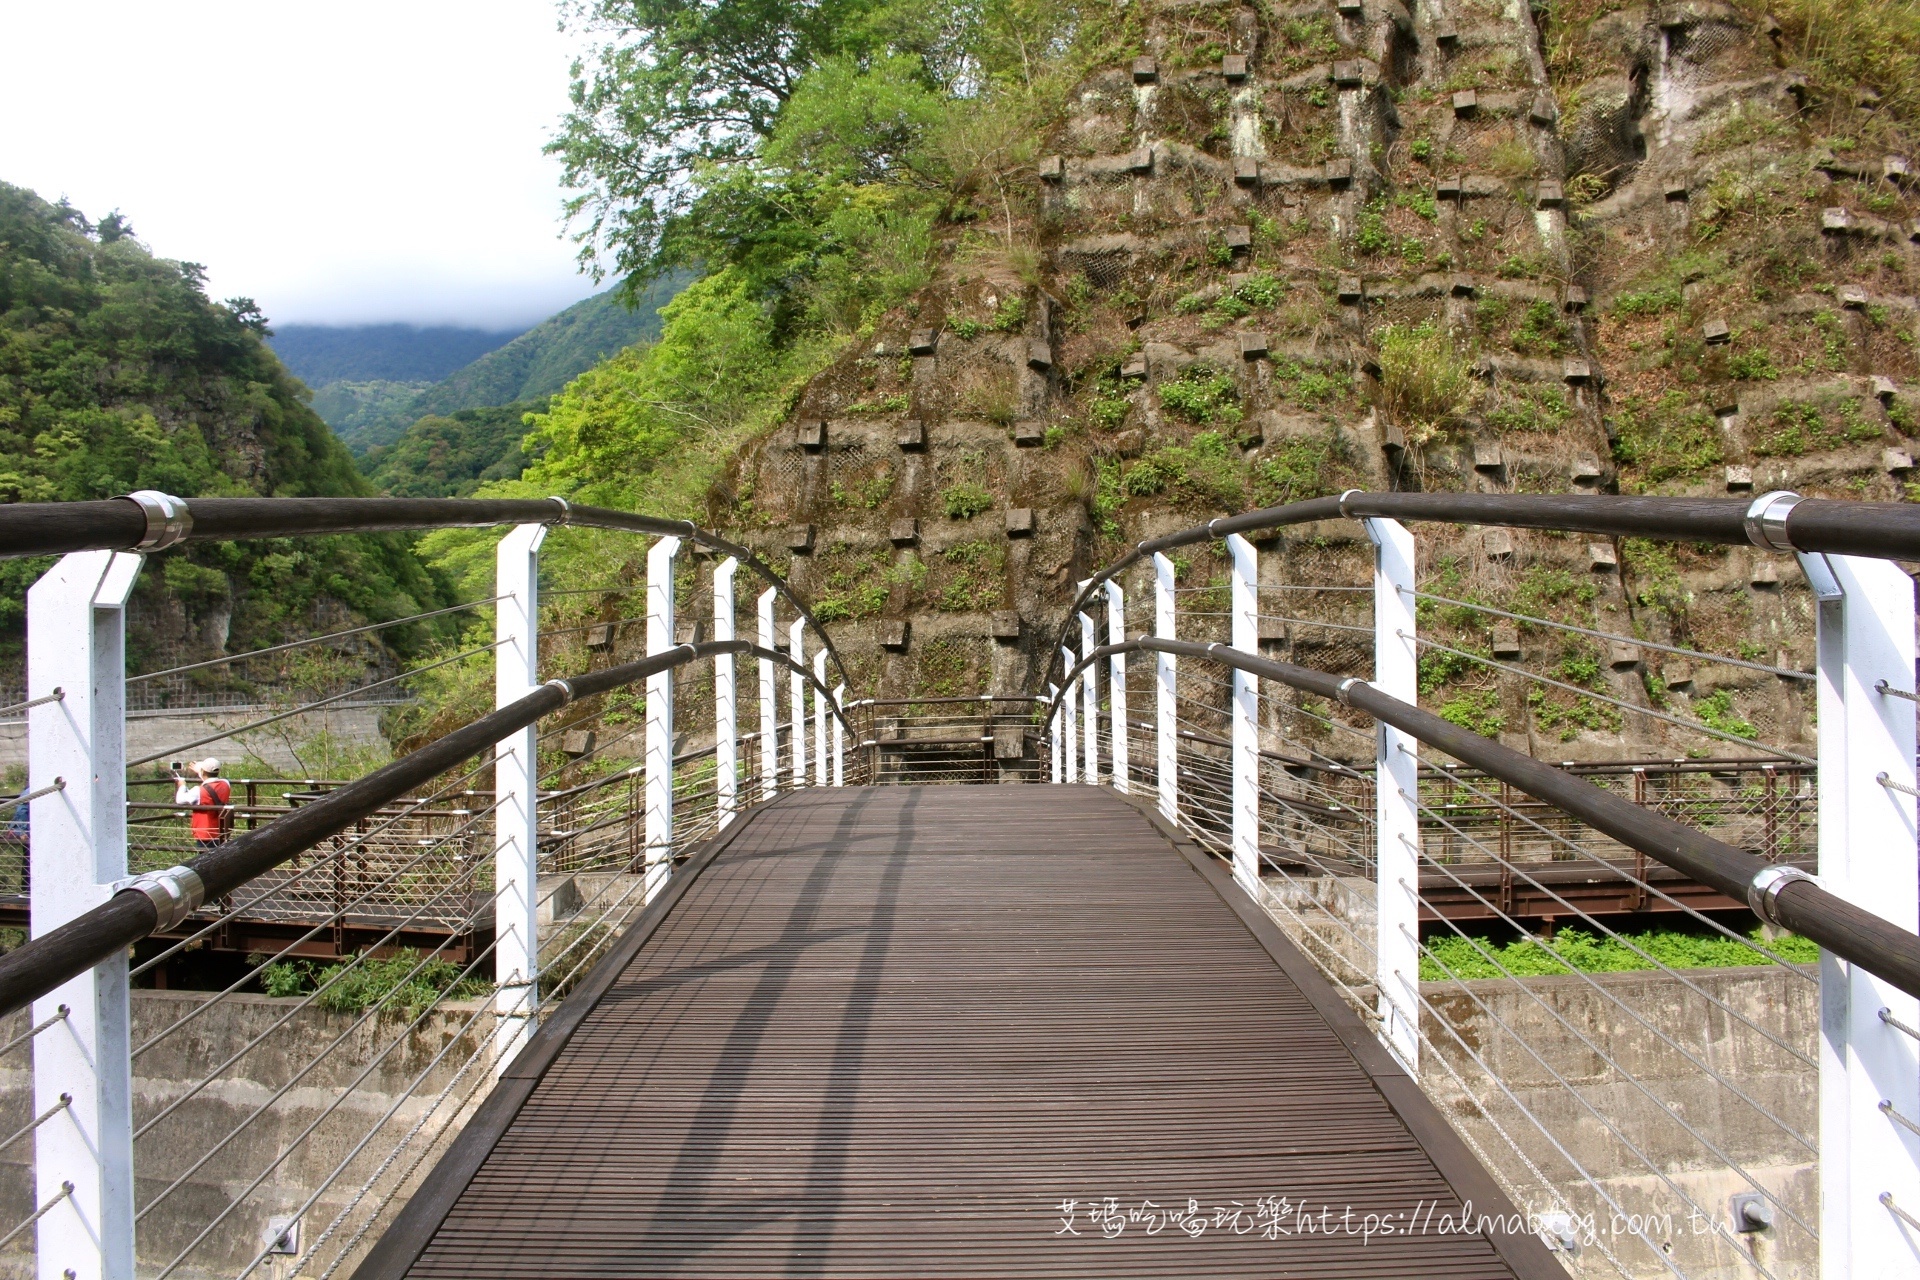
[1123,432,1247,506]
[941,481,993,520]
[1158,365,1243,426]
[256,949,488,1014]
[1509,299,1569,356]
[1486,385,1572,435]
[1610,392,1722,484]
[937,540,1004,611]
[1727,349,1780,381]
[1253,433,1343,506]
[1373,322,1472,443]
[1694,689,1757,739]
[1437,687,1505,736]
[1420,926,1818,981]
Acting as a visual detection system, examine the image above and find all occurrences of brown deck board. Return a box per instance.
[387,785,1553,1278]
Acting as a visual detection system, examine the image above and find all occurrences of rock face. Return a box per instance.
[720,2,1919,765]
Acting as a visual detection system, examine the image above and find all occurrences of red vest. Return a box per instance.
[190,778,231,840]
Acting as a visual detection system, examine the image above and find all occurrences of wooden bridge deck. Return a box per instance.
[359,785,1557,1279]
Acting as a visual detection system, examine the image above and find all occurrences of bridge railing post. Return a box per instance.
[714,558,738,828]
[1060,647,1079,783]
[1227,533,1259,890]
[1078,599,1099,784]
[29,550,141,1280]
[832,684,846,786]
[1804,548,1920,1273]
[758,590,778,799]
[788,620,808,788]
[644,535,681,902]
[1153,552,1177,824]
[1364,516,1419,1073]
[493,523,546,1072]
[1104,580,1129,795]
[1048,685,1062,784]
[812,649,828,787]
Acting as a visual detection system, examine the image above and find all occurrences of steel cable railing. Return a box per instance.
[1050,636,1920,998]
[1082,651,1828,1278]
[1032,485,1909,1276]
[0,492,855,692]
[0,495,874,1280]
[1037,489,1920,680]
[0,639,852,1018]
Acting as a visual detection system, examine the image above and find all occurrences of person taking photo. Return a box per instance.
[172,758,233,851]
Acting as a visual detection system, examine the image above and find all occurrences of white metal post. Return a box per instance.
[1060,647,1079,783]
[1365,516,1420,1072]
[1808,549,1920,1276]
[789,618,807,787]
[832,684,846,786]
[1048,685,1063,783]
[1078,606,1099,784]
[644,535,681,902]
[812,648,828,787]
[1153,552,1178,824]
[492,524,546,1073]
[1104,580,1129,794]
[1227,533,1259,890]
[757,590,778,799]
[713,558,738,828]
[29,550,141,1280]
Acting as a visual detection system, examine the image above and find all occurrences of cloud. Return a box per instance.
[0,0,603,328]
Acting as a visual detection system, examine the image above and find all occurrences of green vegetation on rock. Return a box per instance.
[1420,926,1819,981]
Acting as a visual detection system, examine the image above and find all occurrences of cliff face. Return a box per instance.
[719,1,1917,764]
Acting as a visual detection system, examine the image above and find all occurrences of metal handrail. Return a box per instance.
[0,641,852,1019]
[1044,635,1920,1003]
[0,492,853,694]
[1034,488,1916,698]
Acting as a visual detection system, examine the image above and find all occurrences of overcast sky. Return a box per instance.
[0,1,602,329]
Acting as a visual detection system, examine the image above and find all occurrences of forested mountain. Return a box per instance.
[405,277,684,418]
[0,182,448,672]
[269,323,527,385]
[364,403,541,498]
[290,283,680,455]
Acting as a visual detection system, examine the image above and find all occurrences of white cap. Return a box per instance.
[196,758,222,774]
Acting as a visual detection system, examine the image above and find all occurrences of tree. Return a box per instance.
[548,0,902,295]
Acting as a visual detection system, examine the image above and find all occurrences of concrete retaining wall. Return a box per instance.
[0,990,493,1280]
[1420,966,1814,1279]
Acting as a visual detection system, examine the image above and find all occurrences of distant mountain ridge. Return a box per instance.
[285,281,684,454]
[269,322,527,385]
[408,274,686,419]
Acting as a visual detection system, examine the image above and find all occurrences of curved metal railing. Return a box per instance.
[0,491,854,692]
[0,640,849,1017]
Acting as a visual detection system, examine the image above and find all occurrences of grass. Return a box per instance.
[255,948,489,1014]
[1121,431,1248,507]
[1157,365,1243,427]
[1610,392,1723,486]
[1420,926,1819,981]
[1373,322,1472,444]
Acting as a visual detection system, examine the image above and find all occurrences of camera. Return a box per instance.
[169,761,184,774]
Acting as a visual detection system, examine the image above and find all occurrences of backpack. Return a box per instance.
[206,778,235,842]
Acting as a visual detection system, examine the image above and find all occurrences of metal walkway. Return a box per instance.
[360,785,1558,1278]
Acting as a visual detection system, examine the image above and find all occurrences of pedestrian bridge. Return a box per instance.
[3,490,1919,1280]
[360,784,1553,1279]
